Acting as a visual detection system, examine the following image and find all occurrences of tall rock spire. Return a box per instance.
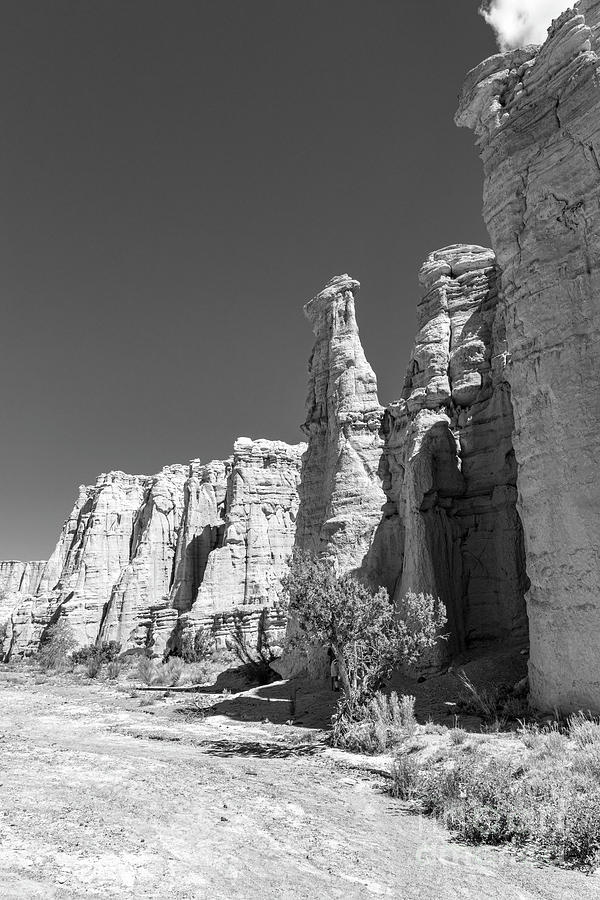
[295,275,390,578]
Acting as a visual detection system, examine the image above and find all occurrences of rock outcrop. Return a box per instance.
[457,2,600,711]
[382,245,528,655]
[180,439,305,645]
[295,275,398,583]
[0,440,304,658]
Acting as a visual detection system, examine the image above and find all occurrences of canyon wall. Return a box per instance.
[0,440,304,659]
[382,245,528,655]
[457,2,600,710]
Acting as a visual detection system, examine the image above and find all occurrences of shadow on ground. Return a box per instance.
[177,678,338,729]
[195,737,325,759]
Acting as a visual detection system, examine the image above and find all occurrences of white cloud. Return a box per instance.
[479,0,573,50]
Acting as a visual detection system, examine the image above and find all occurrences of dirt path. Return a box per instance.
[1,672,598,899]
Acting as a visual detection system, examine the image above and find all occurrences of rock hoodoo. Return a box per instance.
[295,275,394,582]
[457,1,600,711]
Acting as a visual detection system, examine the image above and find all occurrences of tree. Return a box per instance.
[281,550,447,703]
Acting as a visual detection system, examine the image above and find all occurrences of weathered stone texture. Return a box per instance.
[295,275,392,579]
[182,439,305,632]
[457,2,600,710]
[382,246,528,655]
[1,441,304,658]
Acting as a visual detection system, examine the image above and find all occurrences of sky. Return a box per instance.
[0,0,510,561]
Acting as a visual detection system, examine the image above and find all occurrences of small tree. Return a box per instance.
[281,551,447,704]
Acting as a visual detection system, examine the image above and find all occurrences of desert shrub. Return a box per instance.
[331,691,417,753]
[86,654,103,678]
[387,731,600,872]
[449,727,467,745]
[153,657,185,687]
[568,711,600,749]
[181,628,214,664]
[282,550,446,704]
[178,662,209,686]
[37,619,77,671]
[107,659,122,680]
[137,656,157,685]
[455,670,509,722]
[73,640,122,667]
[390,751,420,800]
[227,608,279,685]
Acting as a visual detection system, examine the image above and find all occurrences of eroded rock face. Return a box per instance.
[181,439,305,640]
[382,246,528,655]
[0,441,304,658]
[295,275,395,581]
[457,3,600,710]
[0,561,46,596]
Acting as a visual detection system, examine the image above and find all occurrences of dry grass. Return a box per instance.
[389,711,600,871]
[331,692,417,754]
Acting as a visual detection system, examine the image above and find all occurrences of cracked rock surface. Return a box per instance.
[457,0,600,710]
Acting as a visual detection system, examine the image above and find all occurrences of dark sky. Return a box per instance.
[1,0,498,561]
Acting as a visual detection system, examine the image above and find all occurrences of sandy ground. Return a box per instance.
[1,668,599,900]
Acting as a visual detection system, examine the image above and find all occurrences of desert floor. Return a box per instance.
[1,668,599,899]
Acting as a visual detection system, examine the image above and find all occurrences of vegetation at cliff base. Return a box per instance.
[281,550,447,750]
[391,712,600,872]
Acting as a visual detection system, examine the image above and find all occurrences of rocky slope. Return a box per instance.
[0,440,304,658]
[457,1,600,711]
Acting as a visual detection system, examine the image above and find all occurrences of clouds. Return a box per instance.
[479,0,572,49]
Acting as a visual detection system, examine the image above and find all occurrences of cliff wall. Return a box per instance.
[0,440,304,658]
[382,245,528,655]
[457,2,600,710]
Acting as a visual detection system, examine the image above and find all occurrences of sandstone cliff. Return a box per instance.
[179,439,304,648]
[457,1,600,710]
[0,440,304,658]
[295,275,396,582]
[382,245,528,655]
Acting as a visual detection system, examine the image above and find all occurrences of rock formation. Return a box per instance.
[0,440,304,658]
[382,245,528,655]
[457,2,600,710]
[295,275,398,583]
[179,439,305,647]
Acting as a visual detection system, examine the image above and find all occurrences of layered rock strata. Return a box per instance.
[180,439,305,646]
[295,275,399,584]
[382,245,528,655]
[0,440,304,658]
[457,2,600,710]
